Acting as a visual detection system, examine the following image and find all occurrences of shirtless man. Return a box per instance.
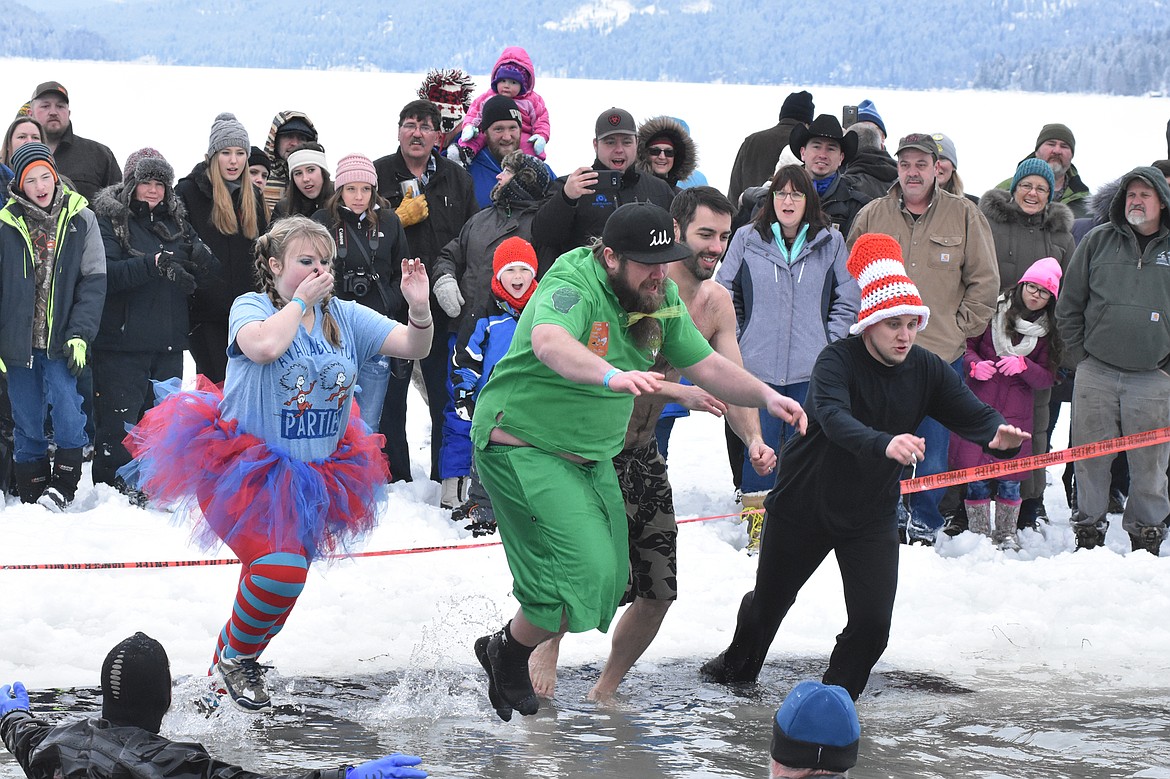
[528,186,777,702]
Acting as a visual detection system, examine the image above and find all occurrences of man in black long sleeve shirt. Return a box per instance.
[701,233,1028,700]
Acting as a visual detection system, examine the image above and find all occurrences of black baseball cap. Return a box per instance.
[595,107,636,139]
[602,203,691,264]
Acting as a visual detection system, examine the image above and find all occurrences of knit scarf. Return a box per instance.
[770,222,809,264]
[991,296,1049,357]
[12,187,65,350]
[492,276,537,313]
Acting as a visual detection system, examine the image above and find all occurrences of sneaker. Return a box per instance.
[1130,526,1164,555]
[36,486,70,512]
[905,515,937,546]
[216,655,272,710]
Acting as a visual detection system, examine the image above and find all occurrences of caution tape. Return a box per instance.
[900,426,1170,494]
[8,426,1166,571]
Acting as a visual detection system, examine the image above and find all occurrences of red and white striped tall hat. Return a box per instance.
[847,233,931,335]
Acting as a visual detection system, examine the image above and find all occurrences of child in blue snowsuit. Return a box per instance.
[448,236,538,535]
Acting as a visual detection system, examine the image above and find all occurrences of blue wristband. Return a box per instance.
[602,368,620,389]
[291,297,308,313]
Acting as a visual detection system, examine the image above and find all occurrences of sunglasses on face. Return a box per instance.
[648,146,675,158]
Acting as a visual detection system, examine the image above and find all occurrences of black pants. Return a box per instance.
[92,349,183,485]
[379,367,413,483]
[720,508,900,700]
[189,321,228,385]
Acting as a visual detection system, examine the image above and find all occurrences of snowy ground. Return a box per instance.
[1,59,1168,778]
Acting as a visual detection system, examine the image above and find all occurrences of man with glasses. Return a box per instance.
[996,124,1091,219]
[1057,166,1170,554]
[374,100,477,491]
[848,133,999,545]
[531,107,675,259]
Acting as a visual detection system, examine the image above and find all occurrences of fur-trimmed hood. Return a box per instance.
[1108,166,1170,230]
[635,116,697,188]
[979,187,1075,233]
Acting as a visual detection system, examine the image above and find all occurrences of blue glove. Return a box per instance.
[346,754,427,779]
[529,134,547,156]
[1,682,29,717]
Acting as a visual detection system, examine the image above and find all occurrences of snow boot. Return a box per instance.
[1129,526,1164,555]
[14,459,51,505]
[38,447,84,512]
[440,476,469,510]
[480,622,538,719]
[941,503,968,537]
[993,499,1021,551]
[1073,518,1109,550]
[965,499,991,537]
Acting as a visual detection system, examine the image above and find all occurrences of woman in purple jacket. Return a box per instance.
[951,257,1063,549]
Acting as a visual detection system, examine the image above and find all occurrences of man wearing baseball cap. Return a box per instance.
[702,234,1026,700]
[531,107,675,259]
[996,123,1091,218]
[847,133,999,545]
[28,81,121,201]
[470,202,807,723]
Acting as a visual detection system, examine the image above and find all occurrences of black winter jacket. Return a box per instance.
[2,711,347,779]
[50,126,121,202]
[91,183,219,353]
[531,160,675,259]
[0,189,106,366]
[312,205,409,320]
[176,162,269,326]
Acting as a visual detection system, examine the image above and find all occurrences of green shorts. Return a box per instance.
[474,444,630,634]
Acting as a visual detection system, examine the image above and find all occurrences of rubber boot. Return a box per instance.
[14,459,50,504]
[739,491,767,554]
[965,499,991,537]
[38,447,84,511]
[993,499,1021,550]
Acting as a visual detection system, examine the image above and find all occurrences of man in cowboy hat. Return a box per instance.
[789,114,872,235]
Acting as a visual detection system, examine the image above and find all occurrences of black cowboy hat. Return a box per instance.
[789,114,859,164]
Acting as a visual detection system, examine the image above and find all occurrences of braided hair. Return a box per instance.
[253,215,341,347]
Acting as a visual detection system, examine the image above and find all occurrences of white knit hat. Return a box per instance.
[847,233,930,335]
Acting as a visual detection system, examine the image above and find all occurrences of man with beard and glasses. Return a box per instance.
[1056,167,1170,554]
[525,187,777,703]
[996,124,1090,219]
[469,202,806,722]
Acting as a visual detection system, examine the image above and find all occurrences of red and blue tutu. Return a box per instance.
[123,377,389,563]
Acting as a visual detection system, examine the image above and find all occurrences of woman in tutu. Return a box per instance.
[124,215,432,711]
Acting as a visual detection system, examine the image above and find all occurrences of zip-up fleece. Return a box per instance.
[716,224,859,386]
[0,188,106,366]
[1056,166,1170,371]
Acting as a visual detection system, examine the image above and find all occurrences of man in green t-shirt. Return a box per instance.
[470,202,807,722]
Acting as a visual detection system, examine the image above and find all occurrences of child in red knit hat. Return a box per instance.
[447,236,539,535]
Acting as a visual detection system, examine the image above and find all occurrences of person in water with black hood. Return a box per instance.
[1,632,429,779]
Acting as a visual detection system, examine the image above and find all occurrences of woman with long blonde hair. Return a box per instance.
[176,112,268,383]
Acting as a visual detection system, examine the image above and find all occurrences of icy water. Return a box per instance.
[5,660,1168,779]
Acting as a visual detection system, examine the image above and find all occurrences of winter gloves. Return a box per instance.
[970,360,996,381]
[996,355,1028,376]
[395,194,429,227]
[460,124,478,143]
[346,753,427,779]
[156,248,198,294]
[529,134,546,156]
[1,682,29,717]
[65,338,87,377]
[454,387,474,422]
[432,274,464,318]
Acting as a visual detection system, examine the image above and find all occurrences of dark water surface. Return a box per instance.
[4,659,1168,779]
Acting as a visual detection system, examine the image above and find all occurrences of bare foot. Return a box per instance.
[529,634,563,698]
[585,681,617,704]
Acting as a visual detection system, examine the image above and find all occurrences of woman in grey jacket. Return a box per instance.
[716,165,859,494]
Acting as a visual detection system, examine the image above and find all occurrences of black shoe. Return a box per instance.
[486,630,539,717]
[473,633,512,722]
[1130,526,1164,555]
[1017,498,1042,531]
[1108,489,1126,515]
[941,507,968,537]
[1074,521,1108,550]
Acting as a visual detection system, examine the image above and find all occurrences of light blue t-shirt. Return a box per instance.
[221,293,397,462]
